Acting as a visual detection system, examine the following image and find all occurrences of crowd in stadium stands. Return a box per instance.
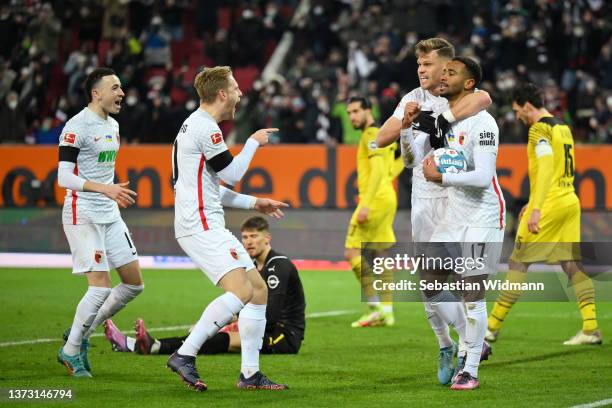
[0,0,609,145]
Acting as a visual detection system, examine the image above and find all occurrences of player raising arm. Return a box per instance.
[168,66,288,392]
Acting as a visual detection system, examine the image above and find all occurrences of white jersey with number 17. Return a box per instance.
[172,108,228,238]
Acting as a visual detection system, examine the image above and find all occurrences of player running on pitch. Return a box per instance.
[168,66,289,391]
[376,38,492,385]
[344,95,403,328]
[57,67,144,378]
[486,82,602,346]
[423,57,506,390]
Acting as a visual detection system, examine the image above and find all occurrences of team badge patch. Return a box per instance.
[211,132,223,145]
[230,248,238,260]
[458,132,466,145]
[94,250,103,264]
[447,132,455,142]
[368,141,378,150]
[63,132,76,144]
[267,275,279,289]
[105,134,113,142]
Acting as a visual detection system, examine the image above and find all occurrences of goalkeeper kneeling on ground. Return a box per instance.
[104,216,306,355]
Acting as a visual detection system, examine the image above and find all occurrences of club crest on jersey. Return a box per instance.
[211,132,223,145]
[63,132,76,144]
[458,132,466,145]
[230,248,238,260]
[94,250,103,264]
[267,274,279,289]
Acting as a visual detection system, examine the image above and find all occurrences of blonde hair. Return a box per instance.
[194,66,233,103]
[415,38,455,60]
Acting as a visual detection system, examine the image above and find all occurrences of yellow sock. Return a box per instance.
[349,256,378,301]
[487,269,527,331]
[570,270,598,333]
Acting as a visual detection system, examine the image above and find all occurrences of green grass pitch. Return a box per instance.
[0,268,610,407]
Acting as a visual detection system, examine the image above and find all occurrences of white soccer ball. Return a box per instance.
[433,148,467,174]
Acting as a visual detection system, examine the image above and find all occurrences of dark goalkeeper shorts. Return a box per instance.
[261,324,303,355]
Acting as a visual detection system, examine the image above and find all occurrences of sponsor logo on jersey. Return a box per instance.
[230,248,238,260]
[94,250,103,263]
[479,131,496,146]
[211,132,223,145]
[267,274,279,289]
[98,150,117,163]
[105,134,114,142]
[63,132,76,144]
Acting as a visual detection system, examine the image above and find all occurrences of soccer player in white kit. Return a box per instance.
[422,57,506,390]
[56,68,144,378]
[375,38,492,385]
[167,66,289,391]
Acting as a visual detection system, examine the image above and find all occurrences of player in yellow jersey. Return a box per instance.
[486,83,602,345]
[344,96,404,327]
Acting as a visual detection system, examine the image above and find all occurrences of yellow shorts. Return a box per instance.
[511,197,581,263]
[345,202,397,250]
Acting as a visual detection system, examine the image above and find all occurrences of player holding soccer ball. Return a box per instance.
[376,38,492,385]
[56,68,144,378]
[486,83,601,346]
[168,66,289,391]
[422,57,506,390]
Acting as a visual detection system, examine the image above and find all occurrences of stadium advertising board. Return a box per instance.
[0,145,609,209]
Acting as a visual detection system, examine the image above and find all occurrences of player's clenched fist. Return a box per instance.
[402,102,421,129]
[102,181,137,208]
[250,128,279,146]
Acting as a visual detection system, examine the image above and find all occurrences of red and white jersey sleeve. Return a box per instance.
[444,110,506,229]
[173,108,227,238]
[59,107,121,225]
[393,87,449,199]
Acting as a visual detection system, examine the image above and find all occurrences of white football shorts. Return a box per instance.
[63,219,138,275]
[177,228,255,285]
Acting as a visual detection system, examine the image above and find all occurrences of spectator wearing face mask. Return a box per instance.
[0,84,35,143]
[117,88,149,144]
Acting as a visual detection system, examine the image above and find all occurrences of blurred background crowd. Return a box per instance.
[0,0,610,145]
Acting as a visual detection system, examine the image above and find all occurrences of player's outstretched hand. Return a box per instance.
[250,128,279,146]
[402,102,421,129]
[254,198,289,219]
[103,181,137,208]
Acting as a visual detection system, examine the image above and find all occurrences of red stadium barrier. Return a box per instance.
[0,144,609,209]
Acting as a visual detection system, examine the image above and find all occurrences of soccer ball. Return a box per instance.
[433,148,467,174]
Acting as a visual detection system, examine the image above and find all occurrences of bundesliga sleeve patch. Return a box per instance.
[63,132,76,144]
[211,132,223,145]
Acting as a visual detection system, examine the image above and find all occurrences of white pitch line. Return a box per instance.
[0,310,355,348]
[568,398,612,408]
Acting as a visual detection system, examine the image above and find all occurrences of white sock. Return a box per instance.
[177,292,244,357]
[464,300,487,378]
[423,301,453,348]
[63,286,111,356]
[238,303,267,379]
[83,283,144,339]
[126,336,136,352]
[428,290,467,353]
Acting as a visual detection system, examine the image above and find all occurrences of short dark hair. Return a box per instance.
[346,95,371,110]
[452,57,482,89]
[84,67,117,102]
[241,216,269,232]
[511,82,544,108]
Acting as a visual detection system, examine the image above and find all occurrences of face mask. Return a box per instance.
[8,100,17,110]
[126,95,137,106]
